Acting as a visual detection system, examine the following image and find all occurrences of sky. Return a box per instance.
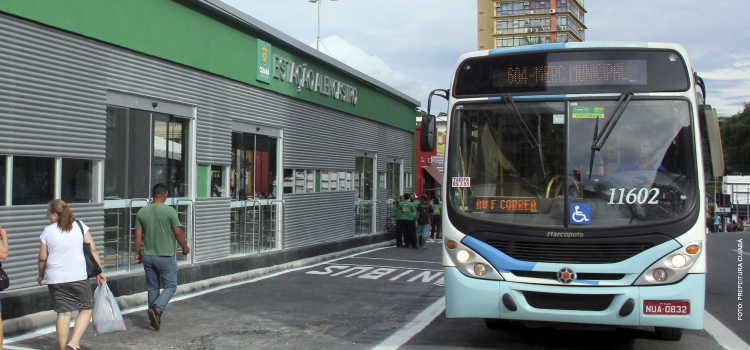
[220,0,750,117]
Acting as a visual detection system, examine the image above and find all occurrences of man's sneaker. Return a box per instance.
[148,308,161,330]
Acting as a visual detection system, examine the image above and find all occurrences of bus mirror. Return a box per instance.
[703,106,725,177]
[420,114,436,152]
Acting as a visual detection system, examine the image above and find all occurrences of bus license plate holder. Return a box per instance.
[643,300,690,315]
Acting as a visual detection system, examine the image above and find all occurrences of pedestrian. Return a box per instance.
[732,220,738,232]
[390,196,402,246]
[415,194,432,250]
[409,193,420,231]
[0,224,8,348]
[431,198,442,239]
[134,183,190,331]
[714,215,720,233]
[38,199,106,350]
[396,193,417,249]
[410,193,420,206]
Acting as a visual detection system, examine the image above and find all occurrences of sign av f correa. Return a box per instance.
[256,40,358,106]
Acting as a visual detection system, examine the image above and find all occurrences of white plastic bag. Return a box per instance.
[92,282,126,335]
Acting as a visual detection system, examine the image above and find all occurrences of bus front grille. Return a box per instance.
[485,240,653,264]
[510,270,625,281]
[522,291,615,311]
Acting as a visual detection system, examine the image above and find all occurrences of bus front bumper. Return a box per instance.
[444,267,705,329]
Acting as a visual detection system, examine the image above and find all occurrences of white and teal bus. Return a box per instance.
[421,42,725,340]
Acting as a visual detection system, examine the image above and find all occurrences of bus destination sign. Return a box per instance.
[472,197,539,213]
[494,59,648,88]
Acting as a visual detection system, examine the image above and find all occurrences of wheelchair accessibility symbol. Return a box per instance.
[570,204,591,224]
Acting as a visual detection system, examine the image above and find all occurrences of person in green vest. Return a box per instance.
[431,198,442,239]
[396,194,417,249]
[410,193,420,206]
[391,195,403,247]
[409,193,420,228]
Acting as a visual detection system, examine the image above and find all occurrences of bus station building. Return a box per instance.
[0,0,418,323]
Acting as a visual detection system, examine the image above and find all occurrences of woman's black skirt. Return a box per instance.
[48,279,93,313]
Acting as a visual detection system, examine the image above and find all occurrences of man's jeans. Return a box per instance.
[143,255,178,315]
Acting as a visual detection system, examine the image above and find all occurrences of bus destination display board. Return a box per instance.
[453,50,690,96]
[493,59,648,87]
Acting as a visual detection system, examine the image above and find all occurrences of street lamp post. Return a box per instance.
[309,0,337,51]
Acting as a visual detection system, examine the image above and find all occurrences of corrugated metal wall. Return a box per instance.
[284,191,356,249]
[0,12,412,290]
[0,203,104,289]
[104,38,412,172]
[194,198,231,262]
[0,14,106,159]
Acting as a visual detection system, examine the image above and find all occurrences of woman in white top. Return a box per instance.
[0,224,9,348]
[38,199,106,350]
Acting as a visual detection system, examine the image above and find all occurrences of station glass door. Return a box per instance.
[230,132,281,255]
[103,106,193,272]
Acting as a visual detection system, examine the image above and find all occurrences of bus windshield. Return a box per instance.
[448,99,697,229]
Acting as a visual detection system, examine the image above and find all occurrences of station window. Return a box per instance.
[387,162,402,200]
[283,169,294,194]
[104,107,151,200]
[306,170,315,193]
[329,170,338,191]
[61,159,93,203]
[232,132,278,200]
[355,157,374,200]
[13,156,55,205]
[211,165,224,197]
[321,170,331,191]
[295,169,305,193]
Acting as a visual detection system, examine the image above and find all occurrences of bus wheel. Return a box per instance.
[484,318,505,329]
[655,327,683,341]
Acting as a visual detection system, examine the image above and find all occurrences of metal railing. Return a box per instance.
[175,198,195,264]
[128,198,150,271]
[269,200,285,250]
[355,200,372,236]
[375,200,393,233]
[231,200,285,254]
[243,199,262,254]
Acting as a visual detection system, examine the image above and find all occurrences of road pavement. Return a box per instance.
[5,236,746,350]
[705,232,748,346]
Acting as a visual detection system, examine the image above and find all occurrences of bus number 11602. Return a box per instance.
[607,188,660,205]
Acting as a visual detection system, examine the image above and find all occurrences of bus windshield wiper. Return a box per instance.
[588,92,634,179]
[503,95,546,177]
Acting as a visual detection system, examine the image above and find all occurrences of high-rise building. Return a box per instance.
[478,0,586,50]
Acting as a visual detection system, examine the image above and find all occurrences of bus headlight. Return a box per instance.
[447,238,503,281]
[457,250,471,263]
[634,241,702,285]
[671,254,687,268]
[653,268,667,282]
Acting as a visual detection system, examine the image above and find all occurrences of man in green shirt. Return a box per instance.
[396,193,417,249]
[134,183,190,331]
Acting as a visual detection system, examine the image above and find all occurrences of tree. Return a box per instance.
[720,102,750,175]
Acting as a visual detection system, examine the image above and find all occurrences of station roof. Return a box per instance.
[195,0,420,107]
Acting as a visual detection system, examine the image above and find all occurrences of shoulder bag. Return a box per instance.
[77,220,103,278]
[0,261,9,291]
